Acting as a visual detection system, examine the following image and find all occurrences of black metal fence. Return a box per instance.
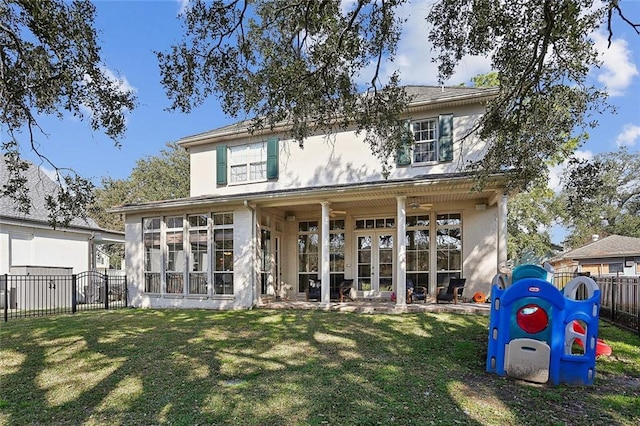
[1,271,127,322]
[553,273,639,335]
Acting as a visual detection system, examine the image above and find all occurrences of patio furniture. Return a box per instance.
[406,279,428,304]
[436,278,466,304]
[306,279,321,301]
[306,279,355,302]
[338,279,355,302]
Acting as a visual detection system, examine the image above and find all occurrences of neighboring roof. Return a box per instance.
[178,85,499,147]
[0,158,119,237]
[562,235,640,260]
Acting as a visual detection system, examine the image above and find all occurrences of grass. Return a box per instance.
[0,309,638,425]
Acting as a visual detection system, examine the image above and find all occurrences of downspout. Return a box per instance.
[244,200,257,307]
[88,232,95,272]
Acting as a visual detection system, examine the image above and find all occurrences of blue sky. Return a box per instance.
[11,0,640,242]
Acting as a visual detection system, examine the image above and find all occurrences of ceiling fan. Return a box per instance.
[408,198,432,211]
[329,209,346,217]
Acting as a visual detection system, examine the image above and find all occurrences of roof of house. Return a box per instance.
[562,235,640,260]
[1,157,104,231]
[178,85,499,147]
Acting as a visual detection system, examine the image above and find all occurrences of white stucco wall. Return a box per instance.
[0,223,91,274]
[461,203,499,297]
[189,104,487,198]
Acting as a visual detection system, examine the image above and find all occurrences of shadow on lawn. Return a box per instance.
[0,309,638,425]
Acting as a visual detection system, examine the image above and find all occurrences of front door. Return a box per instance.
[356,233,394,296]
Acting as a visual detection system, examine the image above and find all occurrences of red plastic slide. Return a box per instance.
[572,321,612,357]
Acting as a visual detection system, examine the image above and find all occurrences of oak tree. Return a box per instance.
[560,147,640,247]
[1,0,136,227]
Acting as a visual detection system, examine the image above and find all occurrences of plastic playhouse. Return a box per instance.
[486,264,611,386]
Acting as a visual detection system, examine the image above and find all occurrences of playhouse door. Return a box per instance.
[504,338,551,384]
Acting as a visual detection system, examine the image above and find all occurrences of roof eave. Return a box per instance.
[178,89,499,149]
[109,172,508,215]
[0,215,124,239]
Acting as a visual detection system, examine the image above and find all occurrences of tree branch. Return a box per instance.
[607,2,640,47]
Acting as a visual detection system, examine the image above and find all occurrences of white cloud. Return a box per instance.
[177,0,190,16]
[616,123,640,147]
[592,31,639,97]
[358,0,491,87]
[548,149,594,193]
[340,0,359,15]
[100,66,136,95]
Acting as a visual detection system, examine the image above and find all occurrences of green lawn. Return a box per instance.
[1,309,638,425]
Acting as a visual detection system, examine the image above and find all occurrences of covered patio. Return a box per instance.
[256,298,492,315]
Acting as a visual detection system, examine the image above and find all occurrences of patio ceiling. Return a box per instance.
[256,179,504,215]
[110,174,507,216]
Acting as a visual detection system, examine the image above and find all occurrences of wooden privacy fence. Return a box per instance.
[596,276,639,335]
[553,273,639,335]
[1,271,127,322]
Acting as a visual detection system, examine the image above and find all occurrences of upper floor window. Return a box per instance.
[413,119,437,163]
[397,114,454,166]
[229,142,267,183]
[217,138,279,186]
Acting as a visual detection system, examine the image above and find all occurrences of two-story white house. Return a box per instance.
[112,86,509,310]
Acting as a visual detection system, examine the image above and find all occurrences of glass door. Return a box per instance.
[356,233,394,295]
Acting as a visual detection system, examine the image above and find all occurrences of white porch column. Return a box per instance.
[396,196,407,307]
[320,201,331,307]
[497,193,508,272]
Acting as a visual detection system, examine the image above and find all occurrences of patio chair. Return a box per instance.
[406,279,428,304]
[338,279,355,302]
[436,278,466,304]
[306,279,321,301]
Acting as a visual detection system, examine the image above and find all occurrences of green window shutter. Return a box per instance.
[396,120,412,167]
[266,137,279,180]
[438,114,454,162]
[216,144,227,185]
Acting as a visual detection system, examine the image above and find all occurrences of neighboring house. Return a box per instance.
[554,235,640,277]
[0,159,124,275]
[111,86,509,310]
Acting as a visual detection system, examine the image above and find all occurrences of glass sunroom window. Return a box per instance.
[188,214,208,295]
[213,213,234,295]
[143,217,161,293]
[166,216,185,294]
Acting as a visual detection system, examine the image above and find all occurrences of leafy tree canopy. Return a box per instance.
[158,0,638,189]
[506,177,559,264]
[559,147,640,248]
[90,142,189,266]
[1,0,136,227]
[90,142,190,232]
